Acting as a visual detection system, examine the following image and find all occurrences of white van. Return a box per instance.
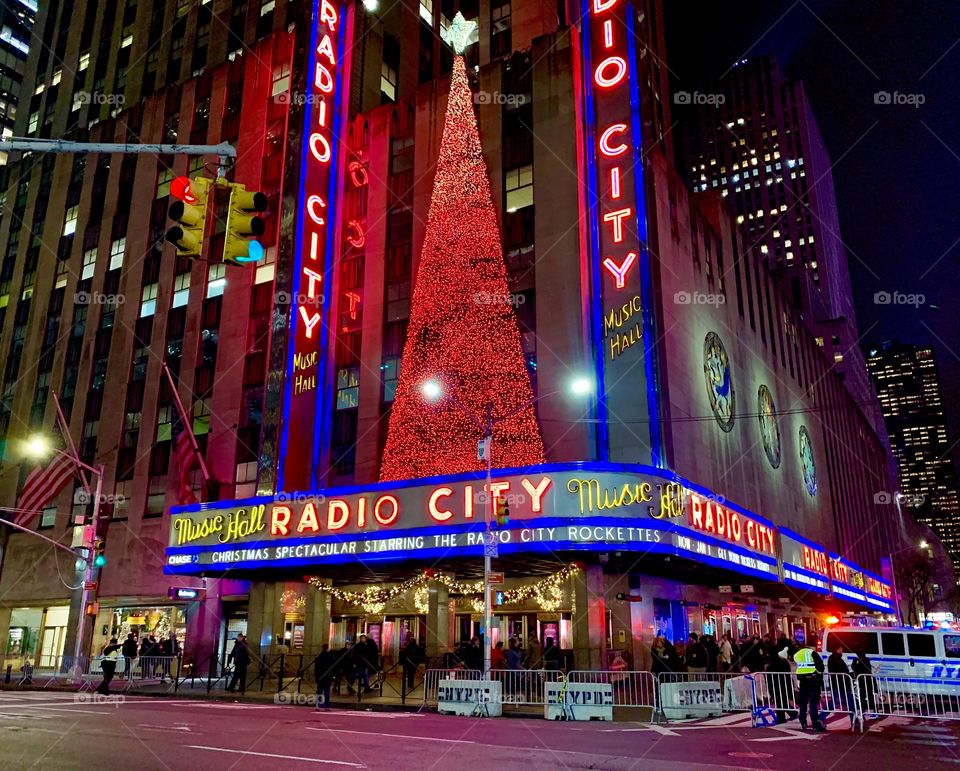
[820,626,960,687]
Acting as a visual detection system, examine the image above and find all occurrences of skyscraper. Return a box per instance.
[867,341,960,559]
[685,56,874,416]
[0,0,36,166]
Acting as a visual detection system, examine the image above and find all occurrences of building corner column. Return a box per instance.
[572,565,606,670]
[425,579,450,667]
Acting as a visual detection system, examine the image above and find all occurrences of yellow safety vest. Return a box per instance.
[794,647,817,674]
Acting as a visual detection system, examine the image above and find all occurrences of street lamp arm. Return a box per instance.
[491,388,562,424]
[440,391,488,434]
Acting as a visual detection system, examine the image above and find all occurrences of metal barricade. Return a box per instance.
[568,670,657,710]
[853,675,960,731]
[421,668,483,706]
[489,668,562,707]
[754,671,857,729]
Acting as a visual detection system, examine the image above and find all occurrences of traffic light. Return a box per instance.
[223,184,268,264]
[165,176,212,258]
[495,498,510,527]
[92,538,106,568]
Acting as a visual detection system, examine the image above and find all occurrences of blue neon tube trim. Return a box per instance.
[579,0,609,460]
[279,0,324,489]
[625,0,662,468]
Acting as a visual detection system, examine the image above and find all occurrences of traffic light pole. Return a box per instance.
[73,464,103,677]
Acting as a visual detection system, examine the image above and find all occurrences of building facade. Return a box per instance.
[867,340,960,560]
[0,0,897,674]
[682,56,877,422]
[0,0,36,166]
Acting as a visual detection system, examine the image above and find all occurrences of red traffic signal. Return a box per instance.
[171,176,199,204]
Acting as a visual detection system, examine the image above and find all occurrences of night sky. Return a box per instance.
[664,0,960,450]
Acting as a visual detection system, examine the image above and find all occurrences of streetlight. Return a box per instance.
[25,433,105,674]
[420,376,593,676]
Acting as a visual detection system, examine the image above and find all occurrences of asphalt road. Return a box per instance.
[0,691,957,770]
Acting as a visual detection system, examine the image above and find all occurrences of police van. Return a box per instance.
[820,626,960,693]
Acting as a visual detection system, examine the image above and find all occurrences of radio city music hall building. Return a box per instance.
[0,0,898,672]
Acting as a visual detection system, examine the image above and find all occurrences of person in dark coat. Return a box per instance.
[98,638,122,694]
[685,634,708,672]
[852,651,876,713]
[827,645,853,713]
[543,637,561,672]
[226,633,250,693]
[314,644,337,710]
[121,633,138,679]
[401,638,420,691]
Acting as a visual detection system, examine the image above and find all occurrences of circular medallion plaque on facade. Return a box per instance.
[757,384,781,469]
[799,425,817,496]
[703,332,735,432]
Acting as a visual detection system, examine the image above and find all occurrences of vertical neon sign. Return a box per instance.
[581,0,662,465]
[281,0,347,490]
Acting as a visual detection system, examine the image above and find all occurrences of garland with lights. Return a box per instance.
[379,53,544,481]
[307,564,581,614]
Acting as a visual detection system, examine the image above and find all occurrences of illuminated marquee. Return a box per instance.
[283,0,349,489]
[686,492,776,556]
[581,0,660,462]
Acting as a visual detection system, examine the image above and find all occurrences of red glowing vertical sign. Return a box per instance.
[282,0,349,490]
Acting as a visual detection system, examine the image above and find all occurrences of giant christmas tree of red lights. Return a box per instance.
[379,54,544,482]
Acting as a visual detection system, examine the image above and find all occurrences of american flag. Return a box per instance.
[172,412,200,506]
[16,452,76,526]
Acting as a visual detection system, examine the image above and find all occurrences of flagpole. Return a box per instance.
[51,392,90,494]
[162,363,211,482]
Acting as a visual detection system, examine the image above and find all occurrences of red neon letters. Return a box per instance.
[687,492,776,556]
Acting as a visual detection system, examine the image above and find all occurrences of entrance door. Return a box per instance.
[39,626,65,667]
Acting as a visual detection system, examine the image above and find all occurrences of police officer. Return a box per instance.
[793,643,826,732]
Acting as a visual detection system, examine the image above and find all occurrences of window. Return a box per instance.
[491,2,511,58]
[336,367,359,409]
[945,635,960,659]
[505,164,533,211]
[156,167,174,198]
[63,206,79,236]
[109,238,126,270]
[419,0,433,24]
[381,356,399,402]
[140,282,159,317]
[82,248,97,280]
[28,111,39,134]
[907,633,936,658]
[380,62,397,102]
[881,632,905,656]
[79,51,90,70]
[271,62,290,96]
[207,263,226,298]
[825,631,878,655]
[39,505,57,529]
[172,274,190,308]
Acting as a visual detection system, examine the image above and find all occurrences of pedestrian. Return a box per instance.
[466,636,483,672]
[685,633,707,673]
[793,642,826,731]
[314,644,336,711]
[506,637,523,670]
[491,640,507,671]
[401,638,420,691]
[97,638,121,695]
[160,632,180,682]
[543,636,561,673]
[719,633,734,672]
[524,634,544,670]
[336,641,355,694]
[827,645,853,713]
[651,637,671,675]
[852,651,876,713]
[121,633,138,680]
[702,634,719,672]
[226,633,250,693]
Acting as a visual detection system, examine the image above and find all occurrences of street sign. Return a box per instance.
[484,530,498,557]
[477,438,490,460]
[169,586,204,600]
[83,581,98,590]
[488,571,504,585]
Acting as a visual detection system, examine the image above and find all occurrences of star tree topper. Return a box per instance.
[441,12,479,55]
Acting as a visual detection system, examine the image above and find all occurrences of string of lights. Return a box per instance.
[307,564,581,614]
